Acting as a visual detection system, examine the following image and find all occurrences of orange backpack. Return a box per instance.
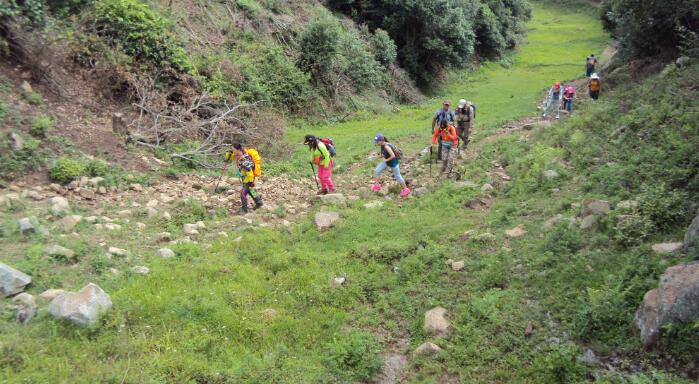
[590,79,600,92]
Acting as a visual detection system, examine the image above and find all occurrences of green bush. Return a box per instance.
[84,159,110,177]
[48,157,85,184]
[93,0,192,72]
[613,214,654,246]
[0,133,45,181]
[367,28,397,67]
[0,100,6,119]
[637,184,689,231]
[30,115,54,138]
[324,331,382,381]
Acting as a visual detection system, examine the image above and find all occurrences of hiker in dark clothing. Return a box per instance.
[586,54,598,77]
[431,100,455,162]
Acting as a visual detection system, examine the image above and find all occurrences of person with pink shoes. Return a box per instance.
[371,134,410,197]
[304,134,335,195]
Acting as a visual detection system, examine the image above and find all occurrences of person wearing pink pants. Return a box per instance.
[304,134,335,195]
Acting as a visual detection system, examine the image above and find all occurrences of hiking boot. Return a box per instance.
[399,187,411,197]
[316,188,328,195]
[371,184,381,192]
[238,206,249,215]
[253,201,263,210]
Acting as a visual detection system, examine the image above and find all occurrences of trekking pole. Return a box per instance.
[309,163,320,189]
[213,160,229,194]
[429,146,433,177]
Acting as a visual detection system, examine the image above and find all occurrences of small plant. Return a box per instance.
[614,214,654,246]
[24,91,43,105]
[84,159,110,177]
[48,157,85,184]
[324,331,383,382]
[30,115,54,138]
[637,184,689,230]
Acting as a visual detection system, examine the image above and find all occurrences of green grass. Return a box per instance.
[4,2,698,383]
[272,1,608,178]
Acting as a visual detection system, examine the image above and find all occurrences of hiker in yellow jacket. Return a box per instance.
[225,143,262,214]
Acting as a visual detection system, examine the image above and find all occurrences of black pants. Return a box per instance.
[589,90,599,100]
[240,182,262,211]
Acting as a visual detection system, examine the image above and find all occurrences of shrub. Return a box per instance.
[324,331,382,381]
[48,157,85,184]
[637,183,689,230]
[614,214,654,246]
[0,133,45,180]
[30,115,54,138]
[84,159,110,177]
[0,100,6,119]
[93,0,192,72]
[368,28,397,67]
[297,15,342,79]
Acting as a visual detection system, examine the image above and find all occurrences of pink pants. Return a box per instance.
[318,161,334,190]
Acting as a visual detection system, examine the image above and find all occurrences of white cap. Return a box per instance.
[591,73,599,79]
[458,99,466,108]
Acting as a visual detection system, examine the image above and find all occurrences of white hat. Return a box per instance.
[458,99,467,108]
[591,73,599,79]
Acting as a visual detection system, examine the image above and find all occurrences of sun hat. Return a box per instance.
[458,99,467,108]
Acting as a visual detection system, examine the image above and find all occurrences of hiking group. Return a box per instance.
[542,53,602,119]
[431,99,475,176]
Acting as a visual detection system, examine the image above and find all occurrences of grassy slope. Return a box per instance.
[272,1,608,178]
[9,2,698,383]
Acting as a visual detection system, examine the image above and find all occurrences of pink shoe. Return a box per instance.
[399,187,411,197]
[371,184,381,192]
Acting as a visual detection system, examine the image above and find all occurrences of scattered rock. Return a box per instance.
[364,201,384,209]
[131,266,149,275]
[580,215,597,230]
[454,180,477,188]
[98,186,107,195]
[505,224,527,238]
[424,307,451,336]
[183,223,199,236]
[58,215,82,232]
[144,207,158,218]
[136,222,146,230]
[88,177,104,187]
[157,248,175,258]
[480,183,494,192]
[651,242,683,254]
[20,80,34,94]
[464,197,493,211]
[451,261,465,271]
[578,348,600,366]
[543,170,560,178]
[130,183,143,192]
[195,221,206,229]
[162,211,172,220]
[39,289,66,301]
[18,217,35,235]
[117,210,132,217]
[13,292,36,324]
[84,216,98,223]
[44,244,75,260]
[684,209,699,250]
[261,308,278,319]
[524,321,534,337]
[79,189,95,200]
[544,214,563,229]
[49,196,70,215]
[317,193,346,206]
[23,190,43,201]
[314,212,340,230]
[331,277,346,287]
[9,132,25,151]
[414,342,442,356]
[0,262,32,297]
[104,223,122,231]
[581,199,611,216]
[108,247,130,257]
[146,199,159,208]
[48,283,112,326]
[635,261,699,347]
[158,232,172,242]
[413,187,429,197]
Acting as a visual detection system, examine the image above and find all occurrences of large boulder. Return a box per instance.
[0,262,32,297]
[635,261,699,347]
[314,212,340,230]
[684,209,699,251]
[49,196,70,216]
[424,307,451,337]
[13,292,36,324]
[48,283,112,326]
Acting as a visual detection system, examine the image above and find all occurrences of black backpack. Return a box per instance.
[386,143,403,160]
[469,104,477,119]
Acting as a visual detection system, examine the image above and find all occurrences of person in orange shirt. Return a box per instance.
[431,120,458,175]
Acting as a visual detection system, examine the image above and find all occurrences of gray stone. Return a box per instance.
[49,196,70,215]
[183,223,199,236]
[158,232,172,242]
[480,183,494,193]
[364,201,384,209]
[454,180,477,189]
[157,248,175,258]
[578,348,600,366]
[414,342,443,356]
[581,199,611,216]
[413,187,429,197]
[314,212,340,230]
[651,242,684,254]
[543,169,559,178]
[580,215,597,230]
[544,214,563,229]
[108,247,130,257]
[505,224,527,238]
[117,210,132,217]
[0,262,32,297]
[676,56,691,68]
[144,207,158,218]
[136,222,146,230]
[44,244,75,260]
[18,217,35,234]
[331,277,346,287]
[58,215,82,232]
[635,261,699,347]
[451,261,465,271]
[20,80,33,94]
[48,283,112,326]
[424,307,450,336]
[88,177,104,187]
[39,289,66,301]
[195,221,206,229]
[23,190,43,201]
[131,266,149,275]
[104,223,122,231]
[317,193,346,206]
[9,132,24,151]
[13,292,36,324]
[684,209,699,250]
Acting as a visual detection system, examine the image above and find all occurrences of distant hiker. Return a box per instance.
[455,99,475,150]
[431,120,458,175]
[371,134,410,197]
[562,85,576,113]
[588,73,601,100]
[225,143,262,214]
[585,54,598,77]
[431,100,455,161]
[304,134,335,195]
[542,82,562,119]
